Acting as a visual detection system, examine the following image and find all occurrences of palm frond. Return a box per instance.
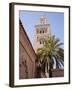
[36,34,64,70]
[55,43,63,48]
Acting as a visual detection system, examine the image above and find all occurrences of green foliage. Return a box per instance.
[36,35,64,69]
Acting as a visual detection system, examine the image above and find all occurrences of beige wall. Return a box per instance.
[51,69,64,77]
[19,21,36,79]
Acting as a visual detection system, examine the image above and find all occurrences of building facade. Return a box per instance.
[19,20,36,79]
[34,16,51,53]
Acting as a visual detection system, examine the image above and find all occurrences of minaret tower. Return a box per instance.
[34,16,51,53]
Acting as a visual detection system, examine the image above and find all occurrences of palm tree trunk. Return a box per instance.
[45,58,49,78]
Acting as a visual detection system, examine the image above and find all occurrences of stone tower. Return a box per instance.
[34,16,51,53]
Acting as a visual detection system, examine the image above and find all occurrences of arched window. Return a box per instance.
[43,30,44,33]
[40,30,41,34]
[40,41,41,44]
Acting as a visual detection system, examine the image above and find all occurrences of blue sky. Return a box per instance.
[19,11,64,49]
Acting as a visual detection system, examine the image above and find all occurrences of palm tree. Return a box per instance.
[36,35,64,78]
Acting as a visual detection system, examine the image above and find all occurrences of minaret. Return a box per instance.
[34,16,51,53]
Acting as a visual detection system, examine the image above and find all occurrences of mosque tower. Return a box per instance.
[34,16,51,53]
